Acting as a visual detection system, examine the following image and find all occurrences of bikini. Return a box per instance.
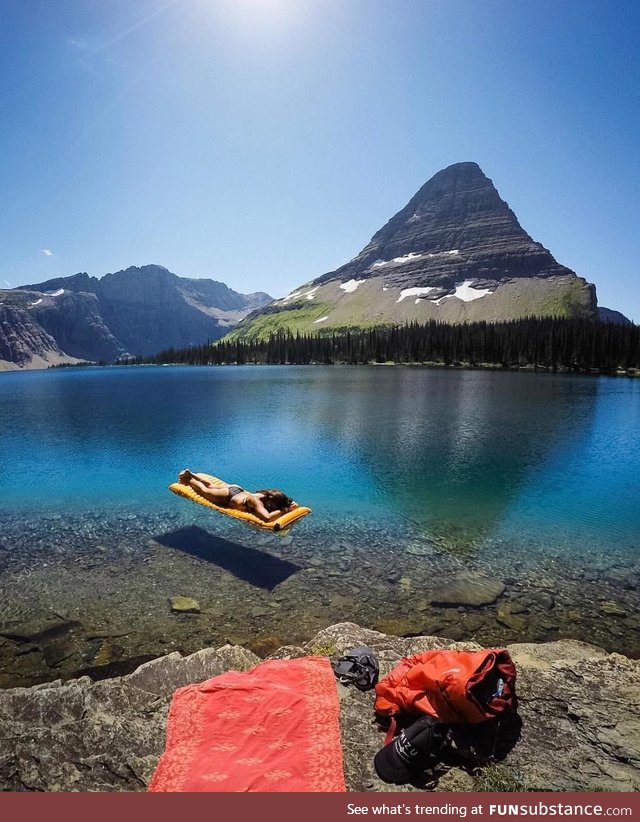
[226,485,247,507]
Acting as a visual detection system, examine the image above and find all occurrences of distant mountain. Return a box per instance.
[229,162,599,340]
[0,294,78,371]
[0,265,272,370]
[598,306,632,325]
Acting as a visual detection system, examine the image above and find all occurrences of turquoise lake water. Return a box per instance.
[0,365,638,686]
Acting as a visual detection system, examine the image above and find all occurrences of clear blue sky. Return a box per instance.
[1,0,638,318]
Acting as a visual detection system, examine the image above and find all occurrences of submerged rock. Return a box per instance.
[247,635,283,658]
[93,640,124,667]
[600,601,627,617]
[431,573,505,607]
[372,618,426,637]
[168,596,200,614]
[496,604,527,632]
[42,640,76,668]
[0,618,80,643]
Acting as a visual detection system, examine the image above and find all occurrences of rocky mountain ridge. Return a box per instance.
[0,296,79,370]
[229,163,623,340]
[0,622,637,792]
[0,265,272,370]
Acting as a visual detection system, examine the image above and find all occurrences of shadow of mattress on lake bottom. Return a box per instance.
[154,525,302,590]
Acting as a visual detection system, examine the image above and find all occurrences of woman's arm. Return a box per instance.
[249,497,283,522]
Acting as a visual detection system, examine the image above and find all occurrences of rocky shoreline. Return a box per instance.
[1,622,638,793]
[2,506,639,692]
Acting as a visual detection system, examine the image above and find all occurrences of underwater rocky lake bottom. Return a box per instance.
[0,365,638,687]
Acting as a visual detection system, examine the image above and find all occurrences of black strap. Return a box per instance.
[332,647,379,691]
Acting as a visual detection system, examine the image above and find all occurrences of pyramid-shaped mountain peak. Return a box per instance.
[316,161,556,286]
[229,162,597,340]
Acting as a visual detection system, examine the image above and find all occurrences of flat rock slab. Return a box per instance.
[600,601,627,617]
[1,623,638,792]
[431,573,505,607]
[373,618,429,638]
[303,624,640,793]
[169,596,200,614]
[0,645,259,791]
[496,604,526,632]
[0,618,81,643]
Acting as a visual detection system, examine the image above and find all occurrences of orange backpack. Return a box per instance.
[374,649,517,732]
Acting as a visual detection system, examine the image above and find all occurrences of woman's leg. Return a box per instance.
[178,469,232,504]
[188,477,230,505]
[179,469,218,488]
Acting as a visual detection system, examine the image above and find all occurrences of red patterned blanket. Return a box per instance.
[148,656,346,792]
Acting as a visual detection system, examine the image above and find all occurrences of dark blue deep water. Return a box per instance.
[1,365,638,686]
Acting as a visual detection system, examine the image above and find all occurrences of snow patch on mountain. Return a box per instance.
[433,280,493,304]
[397,287,437,303]
[372,253,424,268]
[340,279,366,293]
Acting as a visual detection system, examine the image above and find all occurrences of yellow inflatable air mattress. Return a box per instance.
[169,474,311,532]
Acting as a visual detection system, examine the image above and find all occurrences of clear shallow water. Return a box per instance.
[0,365,638,686]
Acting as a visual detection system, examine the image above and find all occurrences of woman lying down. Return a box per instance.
[178,469,298,523]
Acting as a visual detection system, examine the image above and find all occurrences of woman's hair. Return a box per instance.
[256,489,293,512]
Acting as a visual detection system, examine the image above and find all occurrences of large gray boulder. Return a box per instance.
[0,623,638,792]
[304,623,640,793]
[0,645,259,791]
